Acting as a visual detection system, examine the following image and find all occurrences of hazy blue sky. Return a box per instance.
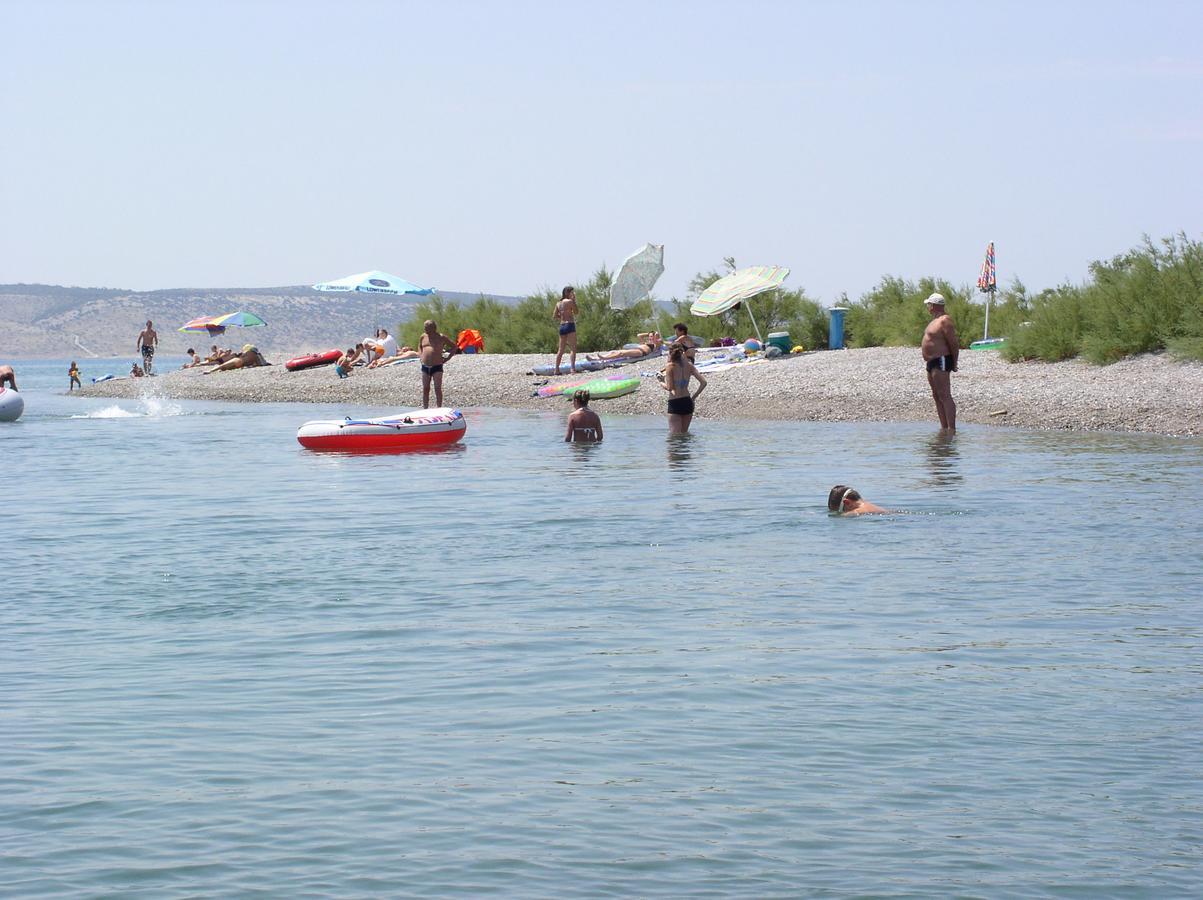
[3,0,1201,304]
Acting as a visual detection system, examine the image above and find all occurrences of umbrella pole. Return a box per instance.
[746,303,764,345]
[983,286,993,341]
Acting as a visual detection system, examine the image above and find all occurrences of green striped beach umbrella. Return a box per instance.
[690,265,790,343]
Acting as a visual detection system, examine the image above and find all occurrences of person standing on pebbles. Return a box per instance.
[419,319,459,408]
[921,292,959,432]
[553,286,578,375]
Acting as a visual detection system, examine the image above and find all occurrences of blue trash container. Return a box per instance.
[828,307,849,350]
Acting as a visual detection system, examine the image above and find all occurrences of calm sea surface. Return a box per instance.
[3,358,1202,897]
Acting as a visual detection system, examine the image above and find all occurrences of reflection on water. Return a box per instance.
[921,430,962,488]
[667,431,696,470]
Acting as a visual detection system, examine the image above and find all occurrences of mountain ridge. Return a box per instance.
[0,283,525,358]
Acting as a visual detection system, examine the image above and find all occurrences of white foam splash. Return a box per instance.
[139,395,183,417]
[73,404,142,419]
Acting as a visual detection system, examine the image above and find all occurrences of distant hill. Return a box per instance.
[0,283,525,358]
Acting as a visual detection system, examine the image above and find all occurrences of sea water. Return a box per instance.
[3,358,1202,897]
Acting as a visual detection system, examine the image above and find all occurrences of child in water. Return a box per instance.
[68,361,81,391]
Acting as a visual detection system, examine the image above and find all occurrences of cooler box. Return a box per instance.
[766,332,792,354]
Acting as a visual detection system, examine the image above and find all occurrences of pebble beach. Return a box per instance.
[79,347,1203,437]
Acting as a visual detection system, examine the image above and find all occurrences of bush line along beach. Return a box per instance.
[79,233,1203,436]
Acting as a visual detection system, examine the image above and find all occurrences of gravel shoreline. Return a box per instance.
[78,347,1203,436]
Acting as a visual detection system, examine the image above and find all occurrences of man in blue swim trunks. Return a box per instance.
[921,292,959,432]
[553,285,578,375]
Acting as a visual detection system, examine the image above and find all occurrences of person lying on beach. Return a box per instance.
[564,389,603,443]
[1,365,19,390]
[827,485,888,516]
[370,347,421,368]
[419,319,459,408]
[587,332,662,362]
[182,348,205,368]
[204,345,235,364]
[204,346,270,374]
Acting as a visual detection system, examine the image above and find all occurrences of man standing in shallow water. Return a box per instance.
[921,292,959,432]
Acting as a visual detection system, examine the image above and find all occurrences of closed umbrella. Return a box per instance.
[609,243,665,310]
[689,265,790,344]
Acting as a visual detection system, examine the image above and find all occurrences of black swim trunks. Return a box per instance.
[141,344,155,360]
[926,354,955,373]
[667,396,695,416]
[559,322,576,336]
[421,364,444,376]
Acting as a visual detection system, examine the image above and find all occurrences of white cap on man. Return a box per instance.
[925,292,946,307]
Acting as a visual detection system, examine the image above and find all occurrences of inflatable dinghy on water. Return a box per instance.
[0,387,23,422]
[296,407,466,451]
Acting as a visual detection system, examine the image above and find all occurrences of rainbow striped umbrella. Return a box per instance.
[178,311,267,334]
[690,265,790,343]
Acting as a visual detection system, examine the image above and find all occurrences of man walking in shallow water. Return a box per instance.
[921,292,958,432]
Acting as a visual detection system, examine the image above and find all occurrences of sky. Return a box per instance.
[2,0,1201,304]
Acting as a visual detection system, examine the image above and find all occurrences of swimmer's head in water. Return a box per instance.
[573,389,590,407]
[827,485,860,512]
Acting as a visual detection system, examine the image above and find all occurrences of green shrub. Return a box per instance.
[1001,285,1087,362]
[1004,233,1203,364]
[401,267,655,353]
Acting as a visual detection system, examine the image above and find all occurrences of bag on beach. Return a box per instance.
[457,329,485,353]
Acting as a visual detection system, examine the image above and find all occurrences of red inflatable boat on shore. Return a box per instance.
[296,408,467,451]
[285,349,341,372]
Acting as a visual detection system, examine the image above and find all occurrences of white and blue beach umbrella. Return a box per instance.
[312,270,434,296]
[609,243,665,310]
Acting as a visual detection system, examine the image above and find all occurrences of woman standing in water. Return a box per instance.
[661,344,706,434]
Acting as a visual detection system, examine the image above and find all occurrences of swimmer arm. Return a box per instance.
[691,368,707,400]
[594,417,603,441]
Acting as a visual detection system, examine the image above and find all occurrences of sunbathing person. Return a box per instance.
[204,345,270,374]
[182,348,205,368]
[587,331,662,362]
[368,345,420,368]
[204,345,235,364]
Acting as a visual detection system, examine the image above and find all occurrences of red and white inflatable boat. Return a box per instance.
[296,408,466,451]
[285,349,342,372]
